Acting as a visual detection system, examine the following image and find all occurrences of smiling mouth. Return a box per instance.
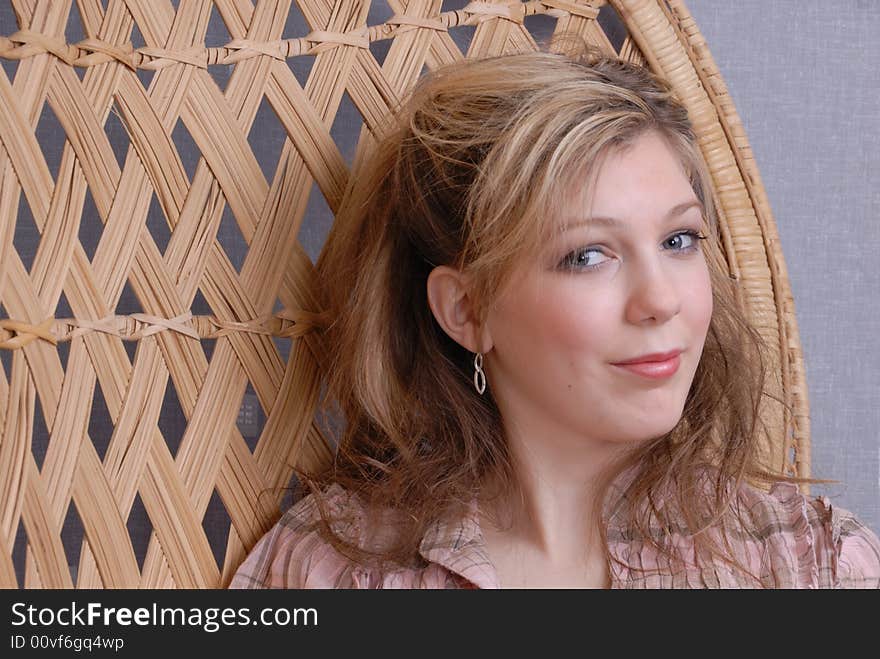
[610,353,682,379]
[611,349,683,365]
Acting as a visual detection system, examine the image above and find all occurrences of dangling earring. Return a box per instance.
[473,351,486,395]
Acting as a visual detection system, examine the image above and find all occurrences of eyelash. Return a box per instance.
[559,230,708,272]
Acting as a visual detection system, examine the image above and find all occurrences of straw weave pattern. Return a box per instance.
[0,0,809,588]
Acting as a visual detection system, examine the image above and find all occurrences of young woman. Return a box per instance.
[230,43,880,589]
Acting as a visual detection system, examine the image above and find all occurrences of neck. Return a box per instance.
[477,450,623,565]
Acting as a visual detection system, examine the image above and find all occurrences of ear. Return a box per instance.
[426,265,493,354]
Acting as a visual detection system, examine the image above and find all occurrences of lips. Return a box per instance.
[611,349,683,366]
[610,349,683,381]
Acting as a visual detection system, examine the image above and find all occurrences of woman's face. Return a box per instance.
[483,130,713,448]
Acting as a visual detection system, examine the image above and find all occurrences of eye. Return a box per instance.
[557,229,707,273]
[558,247,609,271]
[665,229,706,253]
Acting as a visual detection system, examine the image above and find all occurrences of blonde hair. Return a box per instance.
[294,39,830,584]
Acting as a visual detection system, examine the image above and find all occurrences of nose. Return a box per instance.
[623,254,682,325]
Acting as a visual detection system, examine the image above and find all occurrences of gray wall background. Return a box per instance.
[1,0,878,581]
[685,0,880,536]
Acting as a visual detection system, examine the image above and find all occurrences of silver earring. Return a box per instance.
[473,351,486,395]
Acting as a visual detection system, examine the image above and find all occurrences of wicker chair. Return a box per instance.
[0,0,809,589]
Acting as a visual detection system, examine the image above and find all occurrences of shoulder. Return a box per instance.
[736,480,880,588]
[228,483,370,589]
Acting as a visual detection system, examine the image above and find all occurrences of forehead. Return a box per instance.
[557,133,697,231]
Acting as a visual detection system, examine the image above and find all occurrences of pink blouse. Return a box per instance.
[229,477,880,589]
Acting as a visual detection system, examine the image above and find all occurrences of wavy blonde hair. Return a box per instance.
[293,38,831,585]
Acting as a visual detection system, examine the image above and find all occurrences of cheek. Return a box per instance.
[500,283,613,354]
[543,291,614,352]
[685,264,714,333]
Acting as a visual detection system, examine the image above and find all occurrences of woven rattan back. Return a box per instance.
[0,0,809,589]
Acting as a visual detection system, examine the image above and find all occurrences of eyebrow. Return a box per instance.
[562,200,704,231]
